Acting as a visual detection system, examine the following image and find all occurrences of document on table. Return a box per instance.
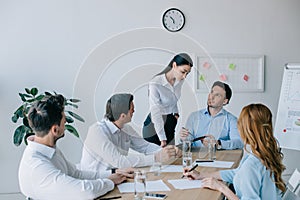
[117,180,170,193]
[193,160,234,168]
[168,179,202,190]
[149,165,183,173]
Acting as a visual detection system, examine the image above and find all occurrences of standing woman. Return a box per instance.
[143,53,193,147]
[184,103,286,199]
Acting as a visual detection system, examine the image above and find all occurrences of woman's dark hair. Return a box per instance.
[27,94,65,137]
[156,53,193,76]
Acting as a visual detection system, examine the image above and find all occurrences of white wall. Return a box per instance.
[1,0,300,196]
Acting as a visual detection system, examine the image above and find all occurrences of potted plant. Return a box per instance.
[11,87,84,146]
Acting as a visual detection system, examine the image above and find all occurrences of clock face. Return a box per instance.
[162,8,185,32]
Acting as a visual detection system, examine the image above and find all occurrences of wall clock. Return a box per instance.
[162,8,185,32]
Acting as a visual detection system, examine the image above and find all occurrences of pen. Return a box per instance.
[181,164,198,178]
[195,160,214,163]
[98,196,122,200]
[182,127,193,136]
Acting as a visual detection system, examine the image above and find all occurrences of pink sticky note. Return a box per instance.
[219,74,227,81]
[203,62,211,69]
[243,74,249,81]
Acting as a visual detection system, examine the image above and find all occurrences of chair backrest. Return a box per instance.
[283,168,300,200]
[282,188,300,200]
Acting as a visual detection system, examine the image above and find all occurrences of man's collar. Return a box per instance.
[27,136,56,159]
[104,118,120,134]
[204,107,225,116]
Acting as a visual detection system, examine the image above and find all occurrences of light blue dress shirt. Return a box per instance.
[184,108,243,149]
[220,153,282,200]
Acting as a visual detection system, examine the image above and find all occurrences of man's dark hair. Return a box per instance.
[212,81,232,103]
[28,94,65,137]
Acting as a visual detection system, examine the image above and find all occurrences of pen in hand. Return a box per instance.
[182,127,192,136]
[181,164,198,178]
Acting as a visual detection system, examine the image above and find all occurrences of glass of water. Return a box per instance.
[152,162,162,176]
[134,170,146,200]
[182,140,192,153]
[182,152,193,169]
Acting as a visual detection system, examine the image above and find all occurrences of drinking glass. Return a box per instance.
[182,152,193,169]
[134,170,146,200]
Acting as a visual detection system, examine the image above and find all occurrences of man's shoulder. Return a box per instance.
[223,109,237,119]
[189,108,206,116]
[87,121,108,139]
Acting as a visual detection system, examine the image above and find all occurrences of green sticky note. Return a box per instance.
[199,75,205,81]
[229,63,236,70]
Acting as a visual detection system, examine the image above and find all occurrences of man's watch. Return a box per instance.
[216,140,222,150]
[111,168,118,174]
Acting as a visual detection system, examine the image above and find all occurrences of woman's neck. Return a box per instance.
[165,71,176,86]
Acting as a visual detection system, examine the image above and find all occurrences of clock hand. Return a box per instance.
[170,16,175,24]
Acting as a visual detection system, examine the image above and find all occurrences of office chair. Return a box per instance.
[282,168,300,200]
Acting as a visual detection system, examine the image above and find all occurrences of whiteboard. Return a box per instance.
[195,54,264,92]
[274,63,300,151]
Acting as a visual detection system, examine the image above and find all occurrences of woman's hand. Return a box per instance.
[183,168,201,180]
[160,140,167,147]
[201,177,227,191]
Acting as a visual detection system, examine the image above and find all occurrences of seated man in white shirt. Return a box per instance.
[80,93,182,173]
[18,94,127,200]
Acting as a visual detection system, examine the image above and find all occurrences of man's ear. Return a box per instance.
[120,113,126,119]
[50,125,59,136]
[223,99,229,105]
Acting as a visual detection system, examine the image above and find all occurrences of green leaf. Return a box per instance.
[66,111,85,122]
[22,93,32,98]
[65,116,74,123]
[11,114,19,123]
[35,94,45,101]
[23,117,30,127]
[30,88,38,96]
[25,88,31,94]
[68,99,81,103]
[66,102,78,109]
[16,106,25,118]
[27,98,37,103]
[45,91,52,96]
[13,125,27,146]
[19,93,27,102]
[65,124,79,138]
[14,105,24,114]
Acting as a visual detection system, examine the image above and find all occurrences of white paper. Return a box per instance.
[194,160,234,168]
[117,180,170,193]
[149,165,183,173]
[168,179,202,190]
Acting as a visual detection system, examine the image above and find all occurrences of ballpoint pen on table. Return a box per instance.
[97,196,122,200]
[195,160,214,163]
[181,164,198,178]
